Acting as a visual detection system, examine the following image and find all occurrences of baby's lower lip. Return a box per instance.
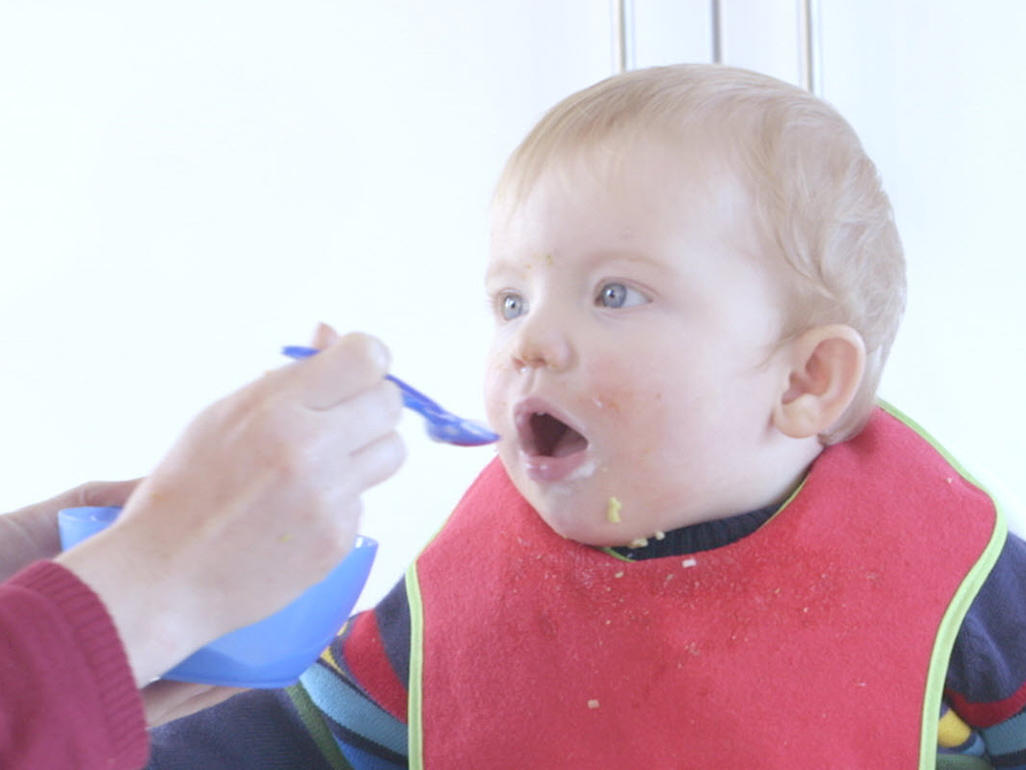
[521,448,590,482]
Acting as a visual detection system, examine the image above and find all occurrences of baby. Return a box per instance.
[150,64,1025,769]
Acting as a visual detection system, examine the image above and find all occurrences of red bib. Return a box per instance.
[408,408,1003,768]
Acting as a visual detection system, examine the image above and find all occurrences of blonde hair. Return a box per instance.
[493,63,905,443]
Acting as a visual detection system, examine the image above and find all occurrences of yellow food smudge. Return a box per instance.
[606,496,623,524]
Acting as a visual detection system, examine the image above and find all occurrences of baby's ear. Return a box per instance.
[772,325,866,439]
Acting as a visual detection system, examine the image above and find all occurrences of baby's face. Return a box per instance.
[484,141,793,546]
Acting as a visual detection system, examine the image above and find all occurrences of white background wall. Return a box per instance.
[1,1,1022,611]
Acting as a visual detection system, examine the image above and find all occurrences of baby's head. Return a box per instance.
[484,64,906,546]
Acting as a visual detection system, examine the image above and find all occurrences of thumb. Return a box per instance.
[310,322,341,350]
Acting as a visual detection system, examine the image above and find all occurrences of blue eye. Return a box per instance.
[499,292,527,320]
[596,282,647,309]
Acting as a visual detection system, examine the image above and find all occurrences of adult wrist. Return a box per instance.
[55,526,212,687]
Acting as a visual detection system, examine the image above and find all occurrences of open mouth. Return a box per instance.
[522,411,589,458]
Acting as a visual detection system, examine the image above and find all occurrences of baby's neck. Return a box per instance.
[608,503,778,561]
[616,439,822,553]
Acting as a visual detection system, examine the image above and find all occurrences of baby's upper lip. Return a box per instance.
[513,396,590,457]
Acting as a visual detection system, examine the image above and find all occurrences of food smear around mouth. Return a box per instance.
[566,459,597,482]
[606,496,622,523]
[524,453,591,483]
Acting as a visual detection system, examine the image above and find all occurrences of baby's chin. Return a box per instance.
[535,508,653,548]
[502,459,673,547]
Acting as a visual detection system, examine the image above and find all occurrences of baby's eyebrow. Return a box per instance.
[484,256,528,284]
[485,251,668,285]
[483,266,504,287]
[582,250,667,272]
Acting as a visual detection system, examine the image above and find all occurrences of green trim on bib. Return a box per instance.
[285,683,352,769]
[599,546,634,562]
[402,489,462,770]
[879,402,1007,770]
[406,563,426,770]
[936,756,995,770]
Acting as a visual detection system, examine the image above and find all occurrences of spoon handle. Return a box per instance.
[280,346,441,418]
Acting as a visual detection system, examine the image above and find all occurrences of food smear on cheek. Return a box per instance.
[590,390,624,415]
[582,370,632,417]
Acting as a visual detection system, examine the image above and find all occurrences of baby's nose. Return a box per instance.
[511,317,574,372]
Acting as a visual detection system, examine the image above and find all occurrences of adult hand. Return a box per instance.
[0,479,138,582]
[140,680,245,727]
[57,325,405,687]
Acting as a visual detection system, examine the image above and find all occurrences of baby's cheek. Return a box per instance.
[583,363,660,418]
[482,368,509,426]
[587,372,677,466]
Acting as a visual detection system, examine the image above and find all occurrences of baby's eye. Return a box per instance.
[497,292,527,320]
[596,282,647,309]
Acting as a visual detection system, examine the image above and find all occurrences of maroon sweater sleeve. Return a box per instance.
[0,560,148,769]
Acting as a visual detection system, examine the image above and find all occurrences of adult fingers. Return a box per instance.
[6,479,140,519]
[289,399,405,499]
[345,430,407,492]
[303,433,404,556]
[72,479,143,508]
[286,332,392,411]
[313,379,403,455]
[1,479,140,565]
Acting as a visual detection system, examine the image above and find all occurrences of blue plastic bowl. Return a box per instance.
[58,505,376,688]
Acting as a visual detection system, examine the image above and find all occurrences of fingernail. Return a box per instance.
[367,337,390,371]
[311,322,338,349]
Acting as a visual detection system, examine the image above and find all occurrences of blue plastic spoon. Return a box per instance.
[282,345,498,447]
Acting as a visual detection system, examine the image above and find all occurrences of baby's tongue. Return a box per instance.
[552,425,588,457]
